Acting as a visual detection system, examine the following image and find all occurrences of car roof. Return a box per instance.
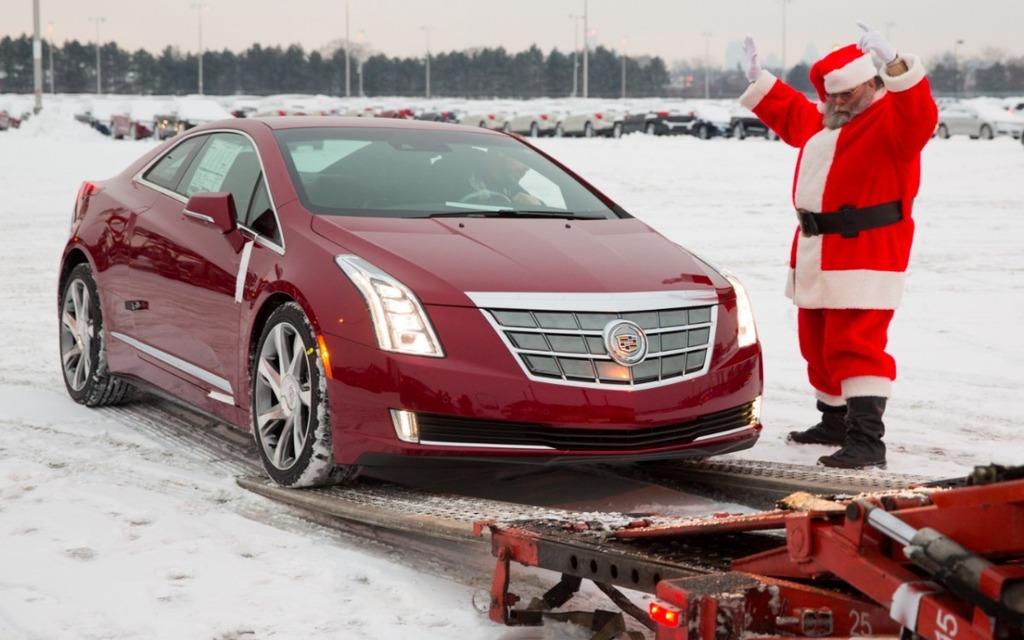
[188,115,511,138]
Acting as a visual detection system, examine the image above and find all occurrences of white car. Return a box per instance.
[936,101,1024,140]
[555,105,623,138]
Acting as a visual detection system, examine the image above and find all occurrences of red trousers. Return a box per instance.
[798,308,896,399]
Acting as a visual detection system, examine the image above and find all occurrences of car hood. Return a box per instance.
[310,215,724,307]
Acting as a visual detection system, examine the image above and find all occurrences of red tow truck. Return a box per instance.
[482,464,1024,639]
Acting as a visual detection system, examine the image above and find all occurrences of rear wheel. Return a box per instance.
[529,122,540,137]
[59,264,133,406]
[697,124,711,140]
[937,124,950,139]
[584,122,595,138]
[251,302,359,487]
[554,123,565,137]
[645,122,657,135]
[735,122,747,140]
[979,124,994,140]
[612,122,623,138]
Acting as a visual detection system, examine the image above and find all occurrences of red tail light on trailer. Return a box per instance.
[649,601,681,627]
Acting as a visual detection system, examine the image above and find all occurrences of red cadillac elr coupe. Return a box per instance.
[59,116,763,487]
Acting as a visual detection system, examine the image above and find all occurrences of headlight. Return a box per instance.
[335,255,444,357]
[723,271,758,348]
[690,254,759,349]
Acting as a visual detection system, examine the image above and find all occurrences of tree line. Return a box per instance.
[1,34,1022,98]
[0,35,670,98]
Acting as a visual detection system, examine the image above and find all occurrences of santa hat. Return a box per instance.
[809,44,877,102]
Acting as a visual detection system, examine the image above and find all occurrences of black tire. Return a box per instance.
[979,124,994,140]
[612,122,623,138]
[59,263,133,406]
[251,302,359,487]
[644,122,657,135]
[554,123,565,138]
[697,124,711,140]
[937,124,950,139]
[735,122,747,140]
[529,122,540,137]
[583,121,594,138]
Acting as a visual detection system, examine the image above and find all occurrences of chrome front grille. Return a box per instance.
[471,292,719,389]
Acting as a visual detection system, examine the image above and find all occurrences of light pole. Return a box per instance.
[190,4,209,95]
[582,0,589,99]
[32,0,42,112]
[356,29,365,97]
[779,0,791,83]
[702,32,711,99]
[48,21,55,94]
[620,37,627,99]
[952,40,960,95]
[568,14,580,97]
[421,26,434,99]
[344,0,351,98]
[89,16,105,94]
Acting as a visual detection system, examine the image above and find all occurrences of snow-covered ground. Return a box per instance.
[1,97,1022,639]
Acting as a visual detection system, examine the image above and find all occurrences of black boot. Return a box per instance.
[787,401,847,445]
[818,396,887,469]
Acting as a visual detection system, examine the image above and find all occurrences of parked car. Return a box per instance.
[729,105,779,140]
[936,101,1024,140]
[555,105,622,137]
[174,96,235,130]
[59,116,763,488]
[155,114,185,140]
[503,107,562,137]
[458,103,517,130]
[688,103,734,140]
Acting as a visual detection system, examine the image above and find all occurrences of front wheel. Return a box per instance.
[979,124,994,140]
[59,263,133,406]
[937,124,950,139]
[583,122,594,138]
[251,303,359,487]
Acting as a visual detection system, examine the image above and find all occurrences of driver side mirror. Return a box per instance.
[183,192,245,252]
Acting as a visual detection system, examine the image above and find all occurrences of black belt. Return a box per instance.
[797,201,903,238]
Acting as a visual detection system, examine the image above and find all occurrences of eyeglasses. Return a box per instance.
[826,82,872,102]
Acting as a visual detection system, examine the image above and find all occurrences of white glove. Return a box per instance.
[856,21,897,64]
[743,36,762,82]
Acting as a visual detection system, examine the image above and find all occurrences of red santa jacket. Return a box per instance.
[739,55,937,310]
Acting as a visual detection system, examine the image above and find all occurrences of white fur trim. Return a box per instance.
[880,53,926,93]
[823,53,877,95]
[739,71,778,110]
[815,391,846,408]
[842,376,892,399]
[788,267,906,309]
[794,128,840,211]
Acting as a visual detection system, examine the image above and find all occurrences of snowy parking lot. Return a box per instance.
[1,96,1022,639]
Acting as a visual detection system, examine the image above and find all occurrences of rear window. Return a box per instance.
[273,126,622,219]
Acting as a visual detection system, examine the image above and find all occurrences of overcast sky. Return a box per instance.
[8,0,1024,71]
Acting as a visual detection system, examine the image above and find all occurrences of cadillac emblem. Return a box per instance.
[602,320,648,367]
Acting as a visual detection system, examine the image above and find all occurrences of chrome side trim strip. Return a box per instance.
[111,331,233,395]
[183,208,215,224]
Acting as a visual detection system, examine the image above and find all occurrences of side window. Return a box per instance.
[246,180,282,246]
[178,133,261,222]
[142,136,207,191]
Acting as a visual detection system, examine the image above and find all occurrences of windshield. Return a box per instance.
[273,126,624,219]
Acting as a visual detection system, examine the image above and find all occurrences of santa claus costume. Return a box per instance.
[739,43,937,468]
